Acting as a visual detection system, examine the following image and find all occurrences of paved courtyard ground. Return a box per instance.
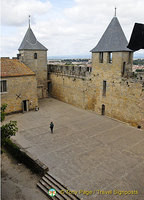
[5,98,144,200]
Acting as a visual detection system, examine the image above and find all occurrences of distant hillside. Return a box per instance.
[133,59,144,65]
[48,54,91,59]
[48,53,144,60]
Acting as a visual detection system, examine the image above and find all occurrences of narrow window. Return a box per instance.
[108,52,112,63]
[102,104,105,115]
[34,53,37,59]
[103,80,106,96]
[99,52,103,63]
[0,80,7,93]
[122,62,126,76]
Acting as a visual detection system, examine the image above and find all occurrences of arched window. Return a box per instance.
[34,53,37,59]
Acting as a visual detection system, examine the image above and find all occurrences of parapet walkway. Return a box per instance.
[6,98,144,200]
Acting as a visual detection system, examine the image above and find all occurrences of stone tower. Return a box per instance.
[18,24,48,99]
[90,15,134,116]
[91,16,133,79]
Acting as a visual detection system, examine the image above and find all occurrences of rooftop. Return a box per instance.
[91,16,132,52]
[0,58,35,77]
[18,27,47,51]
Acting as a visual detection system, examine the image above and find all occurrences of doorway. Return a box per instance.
[102,104,105,115]
[22,100,29,112]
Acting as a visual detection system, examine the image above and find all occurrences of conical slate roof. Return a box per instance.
[91,17,132,52]
[18,27,47,51]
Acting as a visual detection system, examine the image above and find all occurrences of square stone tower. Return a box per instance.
[18,25,48,99]
[91,16,133,79]
[90,15,134,116]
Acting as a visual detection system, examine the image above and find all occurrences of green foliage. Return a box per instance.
[135,69,144,72]
[1,121,18,145]
[1,104,7,122]
[1,103,18,147]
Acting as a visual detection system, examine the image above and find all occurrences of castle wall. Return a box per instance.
[1,75,38,113]
[49,61,144,129]
[19,50,47,98]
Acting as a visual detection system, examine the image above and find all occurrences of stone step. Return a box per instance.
[42,177,67,200]
[42,176,72,200]
[37,173,80,200]
[39,179,62,200]
[45,173,80,200]
[37,182,54,200]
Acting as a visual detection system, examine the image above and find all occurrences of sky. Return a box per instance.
[1,0,144,59]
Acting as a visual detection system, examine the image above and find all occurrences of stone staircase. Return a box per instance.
[37,172,80,200]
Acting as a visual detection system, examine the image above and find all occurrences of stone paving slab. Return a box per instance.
[5,98,144,200]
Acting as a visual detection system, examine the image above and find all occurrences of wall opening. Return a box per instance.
[102,104,105,115]
[48,82,52,94]
[99,52,103,63]
[122,62,126,76]
[22,100,29,112]
[103,80,106,96]
[34,53,37,59]
[0,80,7,93]
[108,52,112,63]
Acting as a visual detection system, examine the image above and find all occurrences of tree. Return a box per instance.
[1,104,7,122]
[1,104,18,147]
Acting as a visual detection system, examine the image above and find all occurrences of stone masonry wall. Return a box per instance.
[19,50,47,98]
[48,54,144,129]
[1,75,38,113]
[91,52,144,128]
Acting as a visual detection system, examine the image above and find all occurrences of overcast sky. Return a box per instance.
[1,0,144,58]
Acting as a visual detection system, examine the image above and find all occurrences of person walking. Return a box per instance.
[50,122,54,133]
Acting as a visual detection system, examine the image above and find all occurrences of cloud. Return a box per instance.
[1,0,52,26]
[64,0,144,36]
[1,0,144,57]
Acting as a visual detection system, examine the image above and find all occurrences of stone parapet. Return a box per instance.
[48,64,92,78]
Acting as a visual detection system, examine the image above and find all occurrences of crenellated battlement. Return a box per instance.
[48,64,92,79]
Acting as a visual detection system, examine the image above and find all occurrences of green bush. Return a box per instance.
[1,121,18,145]
[1,103,18,147]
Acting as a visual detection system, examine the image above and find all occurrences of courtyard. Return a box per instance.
[5,98,144,200]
